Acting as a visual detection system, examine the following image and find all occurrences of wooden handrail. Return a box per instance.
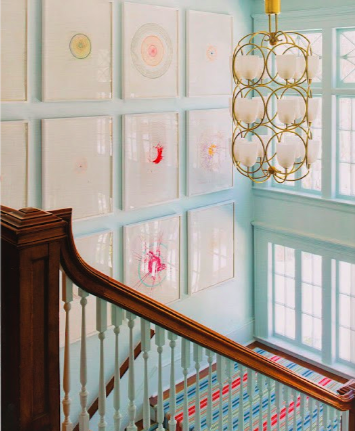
[2,206,355,421]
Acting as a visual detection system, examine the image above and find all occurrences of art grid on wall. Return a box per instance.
[43,0,112,101]
[123,2,179,99]
[187,108,233,196]
[123,112,179,210]
[188,201,235,294]
[187,10,233,97]
[42,116,113,220]
[124,214,181,304]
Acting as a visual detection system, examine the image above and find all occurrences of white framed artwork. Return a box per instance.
[1,121,28,209]
[124,215,181,304]
[60,230,113,346]
[187,109,233,196]
[43,0,112,101]
[1,0,27,101]
[42,116,113,220]
[188,202,235,294]
[187,10,233,97]
[123,2,179,99]
[123,112,179,210]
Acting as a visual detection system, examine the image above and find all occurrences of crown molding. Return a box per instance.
[252,5,355,22]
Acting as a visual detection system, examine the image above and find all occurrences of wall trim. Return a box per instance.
[253,188,355,215]
[252,5,355,22]
[252,221,355,254]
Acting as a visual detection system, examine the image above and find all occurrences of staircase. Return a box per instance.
[2,206,355,431]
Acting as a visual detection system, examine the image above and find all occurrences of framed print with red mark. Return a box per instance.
[123,112,179,210]
[124,215,181,304]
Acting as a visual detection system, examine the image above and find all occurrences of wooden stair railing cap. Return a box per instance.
[338,379,355,396]
[2,206,354,413]
[1,206,67,246]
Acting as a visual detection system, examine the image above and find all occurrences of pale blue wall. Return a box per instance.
[0,0,254,339]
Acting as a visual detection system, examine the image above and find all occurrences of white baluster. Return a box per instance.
[226,360,234,431]
[78,288,89,431]
[266,377,273,431]
[247,368,256,431]
[141,319,151,431]
[257,372,266,431]
[275,382,283,431]
[300,393,308,431]
[341,410,349,431]
[127,312,138,431]
[205,350,215,431]
[284,386,290,431]
[309,397,315,430]
[181,339,191,431]
[112,306,124,431]
[193,345,203,431]
[316,401,322,431]
[329,407,336,431]
[292,389,298,431]
[217,355,226,431]
[336,409,342,431]
[97,298,108,431]
[168,332,178,431]
[62,275,73,431]
[156,326,166,431]
[238,365,245,431]
[323,404,330,431]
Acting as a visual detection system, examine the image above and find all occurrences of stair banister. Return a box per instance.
[2,205,355,431]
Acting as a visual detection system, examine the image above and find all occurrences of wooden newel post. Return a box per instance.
[1,207,67,431]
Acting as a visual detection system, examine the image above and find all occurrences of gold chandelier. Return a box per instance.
[231,0,320,183]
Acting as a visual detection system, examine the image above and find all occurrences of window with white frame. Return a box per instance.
[272,30,323,194]
[270,243,323,351]
[337,260,355,365]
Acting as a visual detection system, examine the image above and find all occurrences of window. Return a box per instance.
[272,30,323,194]
[271,244,323,351]
[301,252,322,350]
[273,244,296,339]
[337,97,355,198]
[337,261,355,364]
[337,28,355,87]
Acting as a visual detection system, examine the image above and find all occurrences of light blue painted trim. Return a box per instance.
[252,6,355,22]
[253,187,355,214]
[252,222,355,255]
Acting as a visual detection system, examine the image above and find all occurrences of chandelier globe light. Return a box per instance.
[231,0,321,183]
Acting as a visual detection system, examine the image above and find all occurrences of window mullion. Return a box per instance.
[295,250,303,345]
[321,256,335,365]
[321,27,335,199]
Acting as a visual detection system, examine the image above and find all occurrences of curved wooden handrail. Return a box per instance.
[3,206,353,412]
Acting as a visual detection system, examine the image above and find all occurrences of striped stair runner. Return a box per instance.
[150,348,344,431]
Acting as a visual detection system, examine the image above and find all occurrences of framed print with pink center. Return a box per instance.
[187,10,233,97]
[43,0,112,101]
[42,116,113,220]
[187,109,233,196]
[123,2,179,99]
[188,202,235,294]
[123,112,179,210]
[124,215,180,304]
[1,0,27,101]
[60,230,113,346]
[1,121,28,208]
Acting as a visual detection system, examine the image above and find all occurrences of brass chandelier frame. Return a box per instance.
[232,1,316,184]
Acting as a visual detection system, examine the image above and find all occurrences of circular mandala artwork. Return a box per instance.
[70,34,91,59]
[131,23,173,79]
[206,45,218,62]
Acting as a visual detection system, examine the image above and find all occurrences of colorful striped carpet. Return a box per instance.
[151,348,343,431]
